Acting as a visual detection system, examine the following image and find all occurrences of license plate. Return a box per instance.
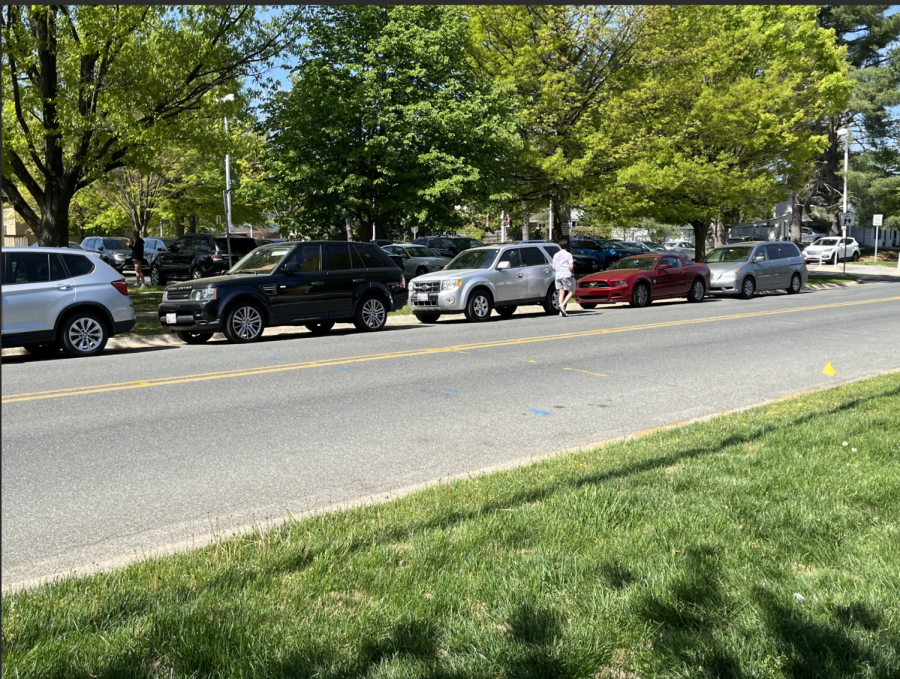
[417,293,429,302]
[166,313,176,324]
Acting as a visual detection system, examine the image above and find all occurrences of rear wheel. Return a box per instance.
[497,306,517,318]
[24,342,60,358]
[305,321,335,335]
[354,295,388,331]
[542,286,560,314]
[150,265,165,286]
[738,276,756,299]
[852,251,860,262]
[223,302,265,343]
[687,278,706,303]
[579,303,597,310]
[465,289,493,322]
[414,312,441,324]
[787,273,802,294]
[175,331,213,344]
[630,282,651,308]
[190,267,204,280]
[59,312,109,357]
[415,266,428,277]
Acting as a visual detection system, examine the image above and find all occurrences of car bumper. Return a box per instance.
[392,291,409,311]
[574,286,630,304]
[158,301,223,331]
[408,286,466,311]
[112,318,136,334]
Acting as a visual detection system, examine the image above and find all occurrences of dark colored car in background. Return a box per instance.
[570,238,639,270]
[413,236,484,258]
[148,233,259,285]
[81,236,132,273]
[158,241,408,344]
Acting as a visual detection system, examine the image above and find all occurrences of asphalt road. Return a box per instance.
[3,282,900,589]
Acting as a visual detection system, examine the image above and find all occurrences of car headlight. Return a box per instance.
[190,288,216,302]
[441,279,462,291]
[612,280,627,287]
[112,252,126,260]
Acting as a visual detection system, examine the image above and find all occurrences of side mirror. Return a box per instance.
[754,254,765,263]
[497,260,511,270]
[658,264,670,271]
[282,261,300,274]
[97,246,104,251]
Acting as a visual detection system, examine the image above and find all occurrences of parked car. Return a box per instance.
[413,236,484,258]
[255,238,284,246]
[705,241,807,298]
[30,241,86,251]
[158,241,407,343]
[515,239,599,275]
[800,227,826,245]
[371,238,395,247]
[148,233,259,285]
[802,237,860,265]
[383,244,451,277]
[662,241,696,259]
[569,238,637,270]
[81,236,132,272]
[407,243,561,323]
[626,241,667,253]
[2,247,135,357]
[574,253,709,309]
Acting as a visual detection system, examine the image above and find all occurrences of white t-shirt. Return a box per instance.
[552,250,574,279]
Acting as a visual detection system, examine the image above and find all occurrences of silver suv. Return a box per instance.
[408,243,561,322]
[2,247,136,357]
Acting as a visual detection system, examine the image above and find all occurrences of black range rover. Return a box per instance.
[158,241,408,344]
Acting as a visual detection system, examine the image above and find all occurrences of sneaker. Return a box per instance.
[560,308,569,317]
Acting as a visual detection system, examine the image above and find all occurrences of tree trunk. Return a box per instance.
[36,188,75,247]
[790,191,803,243]
[690,220,710,262]
[712,216,726,248]
[175,214,185,236]
[521,201,530,241]
[345,214,354,241]
[188,215,197,233]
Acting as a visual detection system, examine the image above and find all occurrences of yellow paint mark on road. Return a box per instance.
[564,368,607,378]
[528,360,537,363]
[823,362,836,376]
[4,295,898,404]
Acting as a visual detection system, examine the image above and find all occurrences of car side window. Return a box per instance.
[753,247,768,261]
[324,244,352,271]
[357,243,392,268]
[196,238,213,253]
[766,244,785,260]
[785,243,801,257]
[659,256,680,269]
[543,245,561,257]
[283,245,321,272]
[6,252,52,284]
[497,248,523,268]
[522,247,548,266]
[62,253,96,277]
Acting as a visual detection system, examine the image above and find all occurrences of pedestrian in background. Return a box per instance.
[130,230,146,288]
[552,238,575,316]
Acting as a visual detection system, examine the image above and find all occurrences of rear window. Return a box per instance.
[217,238,258,256]
[325,244,353,270]
[104,238,128,249]
[355,243,396,268]
[62,254,96,277]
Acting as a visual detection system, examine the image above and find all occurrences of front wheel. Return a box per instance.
[738,276,756,300]
[787,273,802,294]
[464,289,493,322]
[414,312,441,324]
[175,331,213,344]
[59,312,109,357]
[190,267,204,280]
[150,265,165,286]
[542,286,560,314]
[687,278,706,303]
[852,251,860,262]
[305,321,335,335]
[496,306,517,318]
[223,303,266,343]
[630,282,651,308]
[354,295,388,331]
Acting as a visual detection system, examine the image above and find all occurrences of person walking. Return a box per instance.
[551,238,575,316]
[130,230,146,288]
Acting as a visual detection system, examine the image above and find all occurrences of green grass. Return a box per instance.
[4,374,899,678]
[854,260,898,268]
[121,314,170,337]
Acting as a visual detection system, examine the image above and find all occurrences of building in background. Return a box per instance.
[3,207,36,247]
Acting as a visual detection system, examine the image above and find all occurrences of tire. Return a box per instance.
[190,267,204,280]
[464,288,493,322]
[852,251,860,262]
[175,331,213,344]
[415,266,428,278]
[223,302,266,343]
[24,342,60,358]
[497,306,517,318]
[59,311,109,357]
[687,278,706,303]
[579,303,597,310]
[543,286,560,314]
[414,312,441,324]
[832,252,839,265]
[787,273,802,294]
[738,276,756,300]
[354,295,388,331]
[150,265,166,286]
[630,282,651,308]
[305,321,335,335]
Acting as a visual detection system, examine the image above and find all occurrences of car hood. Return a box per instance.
[705,260,749,272]
[580,268,645,282]
[411,268,482,282]
[415,256,451,264]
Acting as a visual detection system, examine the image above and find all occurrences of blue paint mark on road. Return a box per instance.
[334,366,349,371]
[269,357,281,362]
[528,408,551,416]
[208,349,223,354]
[444,388,460,394]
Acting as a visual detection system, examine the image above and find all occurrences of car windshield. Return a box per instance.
[407,246,437,258]
[445,248,499,270]
[610,257,656,270]
[813,238,840,246]
[705,247,752,263]
[229,246,291,273]
[217,237,259,255]
[104,238,128,249]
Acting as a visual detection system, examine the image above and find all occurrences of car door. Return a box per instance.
[765,244,789,287]
[655,256,684,297]
[269,244,328,323]
[494,248,528,303]
[521,246,554,300]
[161,236,189,277]
[322,243,358,318]
[748,244,772,289]
[2,251,75,337]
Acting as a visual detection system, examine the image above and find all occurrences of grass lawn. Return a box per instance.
[3,374,898,677]
[807,273,859,285]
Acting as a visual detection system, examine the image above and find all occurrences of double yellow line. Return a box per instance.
[4,295,898,404]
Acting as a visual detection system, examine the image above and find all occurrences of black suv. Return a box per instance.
[413,236,483,258]
[148,233,259,285]
[158,241,408,344]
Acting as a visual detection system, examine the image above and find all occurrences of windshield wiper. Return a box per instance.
[230,270,258,275]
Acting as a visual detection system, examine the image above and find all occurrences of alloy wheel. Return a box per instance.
[230,306,263,339]
[68,317,104,353]
[634,285,649,306]
[361,298,386,329]
[472,295,490,318]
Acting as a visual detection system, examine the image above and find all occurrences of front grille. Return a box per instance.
[166,290,191,300]
[580,280,610,288]
[411,281,440,293]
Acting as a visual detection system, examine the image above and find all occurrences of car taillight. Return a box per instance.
[111,279,129,296]
[400,273,406,289]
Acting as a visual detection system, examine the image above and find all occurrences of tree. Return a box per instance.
[261,5,520,241]
[606,5,850,260]
[1,5,298,245]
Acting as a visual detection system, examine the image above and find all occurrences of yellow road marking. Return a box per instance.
[564,368,607,377]
[4,295,898,404]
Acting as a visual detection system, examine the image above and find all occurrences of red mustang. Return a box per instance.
[575,253,710,308]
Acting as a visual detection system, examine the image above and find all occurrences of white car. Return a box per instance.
[662,241,696,259]
[803,237,860,265]
[2,247,136,357]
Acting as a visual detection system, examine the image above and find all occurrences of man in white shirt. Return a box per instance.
[551,239,575,317]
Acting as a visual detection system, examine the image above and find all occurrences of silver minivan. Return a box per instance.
[2,247,136,357]
[705,241,808,299]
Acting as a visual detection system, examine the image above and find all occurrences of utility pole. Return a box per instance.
[548,198,554,242]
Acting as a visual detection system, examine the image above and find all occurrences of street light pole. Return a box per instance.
[836,126,851,275]
[217,93,236,268]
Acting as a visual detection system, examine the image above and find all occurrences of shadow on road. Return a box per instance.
[1,345,179,364]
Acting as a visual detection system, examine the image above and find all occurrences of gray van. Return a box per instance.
[704,241,807,299]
